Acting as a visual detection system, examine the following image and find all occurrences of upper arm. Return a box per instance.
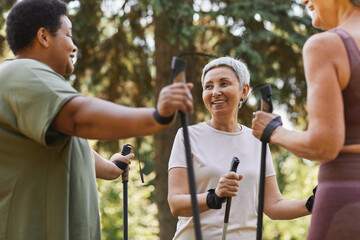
[168,167,189,197]
[263,175,283,215]
[50,95,85,135]
[303,33,345,156]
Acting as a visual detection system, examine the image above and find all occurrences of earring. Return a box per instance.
[238,99,244,109]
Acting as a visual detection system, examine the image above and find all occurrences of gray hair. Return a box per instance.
[351,0,360,6]
[201,56,250,88]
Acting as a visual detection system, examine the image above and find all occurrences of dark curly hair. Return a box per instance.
[6,0,67,54]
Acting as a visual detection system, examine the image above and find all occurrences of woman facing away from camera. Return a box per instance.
[252,0,360,239]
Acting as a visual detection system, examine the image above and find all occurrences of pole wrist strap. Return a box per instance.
[260,116,283,143]
[153,108,175,125]
[305,186,317,213]
[206,189,225,209]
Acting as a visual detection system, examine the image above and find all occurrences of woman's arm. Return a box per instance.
[252,32,347,162]
[93,149,134,180]
[51,82,193,140]
[168,167,242,217]
[264,176,310,220]
[168,167,208,217]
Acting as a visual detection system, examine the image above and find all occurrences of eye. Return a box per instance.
[204,84,213,90]
[221,81,229,86]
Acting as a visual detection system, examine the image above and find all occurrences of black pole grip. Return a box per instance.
[171,57,187,83]
[224,157,240,224]
[229,157,240,172]
[260,84,273,113]
[114,144,131,170]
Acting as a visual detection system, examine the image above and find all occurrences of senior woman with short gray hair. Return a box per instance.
[167,57,310,239]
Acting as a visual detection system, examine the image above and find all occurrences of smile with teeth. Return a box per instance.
[212,100,226,105]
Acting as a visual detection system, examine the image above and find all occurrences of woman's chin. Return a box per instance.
[65,64,74,75]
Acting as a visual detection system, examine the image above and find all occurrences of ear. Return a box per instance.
[36,27,51,48]
[241,84,250,98]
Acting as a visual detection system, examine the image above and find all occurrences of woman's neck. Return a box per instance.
[207,118,241,132]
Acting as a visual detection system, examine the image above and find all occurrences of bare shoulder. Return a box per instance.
[303,31,345,56]
[304,31,350,89]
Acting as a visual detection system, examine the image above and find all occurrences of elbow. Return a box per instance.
[264,212,280,220]
[306,134,344,162]
[264,209,281,220]
[168,196,180,217]
[316,146,341,162]
[264,209,283,220]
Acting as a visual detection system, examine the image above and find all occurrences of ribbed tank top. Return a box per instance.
[330,28,360,145]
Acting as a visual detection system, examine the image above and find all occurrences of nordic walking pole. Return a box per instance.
[222,157,240,240]
[171,56,202,240]
[256,85,273,240]
[114,144,132,240]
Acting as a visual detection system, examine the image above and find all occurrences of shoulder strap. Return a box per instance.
[329,28,360,69]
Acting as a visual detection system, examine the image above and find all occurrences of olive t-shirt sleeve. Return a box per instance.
[5,60,82,146]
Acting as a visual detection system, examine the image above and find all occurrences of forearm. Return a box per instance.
[93,149,118,180]
[265,199,310,220]
[168,192,209,217]
[271,126,342,162]
[56,96,171,140]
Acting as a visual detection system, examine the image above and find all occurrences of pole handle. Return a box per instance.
[224,157,240,224]
[229,157,240,172]
[171,57,187,83]
[117,144,131,182]
[260,85,273,113]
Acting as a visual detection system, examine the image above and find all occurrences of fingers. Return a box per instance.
[215,172,242,198]
[251,111,279,139]
[110,153,134,165]
[157,82,194,117]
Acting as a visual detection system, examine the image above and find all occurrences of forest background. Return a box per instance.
[0,0,320,239]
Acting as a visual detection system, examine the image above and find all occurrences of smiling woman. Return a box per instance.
[167,57,311,240]
[251,0,360,239]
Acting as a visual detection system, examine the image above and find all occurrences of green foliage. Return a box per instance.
[98,162,159,240]
[264,153,318,240]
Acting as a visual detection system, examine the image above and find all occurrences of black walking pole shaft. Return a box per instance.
[123,180,128,240]
[171,57,202,240]
[120,144,131,240]
[222,157,240,240]
[256,85,273,240]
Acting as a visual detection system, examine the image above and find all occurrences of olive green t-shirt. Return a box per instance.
[0,59,101,240]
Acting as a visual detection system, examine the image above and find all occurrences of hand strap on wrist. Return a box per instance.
[305,186,317,213]
[206,189,225,209]
[153,108,175,125]
[260,116,283,143]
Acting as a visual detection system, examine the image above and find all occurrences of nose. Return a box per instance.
[70,45,77,58]
[211,85,222,97]
[72,45,77,53]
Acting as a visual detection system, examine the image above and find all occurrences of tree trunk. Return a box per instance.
[153,11,181,238]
